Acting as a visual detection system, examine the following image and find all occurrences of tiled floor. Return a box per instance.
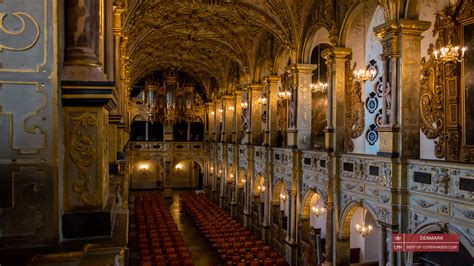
[129,190,218,266]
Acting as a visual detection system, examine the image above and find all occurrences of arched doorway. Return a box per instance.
[236,169,246,224]
[172,160,202,188]
[271,180,288,254]
[252,175,265,237]
[344,205,380,264]
[131,120,147,141]
[300,190,327,266]
[131,160,163,189]
[310,43,330,149]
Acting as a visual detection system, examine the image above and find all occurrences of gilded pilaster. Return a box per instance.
[263,76,280,147]
[234,90,244,144]
[245,84,263,145]
[322,47,351,265]
[63,0,107,81]
[286,64,316,149]
[321,48,352,153]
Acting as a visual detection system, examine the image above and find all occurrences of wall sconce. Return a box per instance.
[230,173,234,178]
[210,111,215,115]
[312,206,326,218]
[241,101,248,109]
[175,163,183,170]
[218,109,223,113]
[257,96,268,105]
[219,169,222,175]
[257,185,265,192]
[228,106,235,111]
[280,193,287,202]
[241,178,246,183]
[139,163,149,171]
[210,166,214,171]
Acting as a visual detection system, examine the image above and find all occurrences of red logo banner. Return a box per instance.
[392,234,459,252]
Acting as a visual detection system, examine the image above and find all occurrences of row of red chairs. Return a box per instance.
[179,192,288,266]
[135,192,194,266]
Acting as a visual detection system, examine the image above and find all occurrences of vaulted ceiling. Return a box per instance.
[120,0,323,97]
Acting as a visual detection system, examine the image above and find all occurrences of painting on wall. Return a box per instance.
[463,23,474,146]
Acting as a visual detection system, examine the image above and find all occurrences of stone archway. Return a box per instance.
[270,179,288,255]
[339,201,381,264]
[299,189,328,266]
[131,160,163,189]
[172,159,202,188]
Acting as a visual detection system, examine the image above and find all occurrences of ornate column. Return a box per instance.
[243,84,263,145]
[285,149,301,265]
[285,64,316,149]
[321,48,352,153]
[374,20,430,158]
[63,0,107,81]
[216,100,223,142]
[222,95,235,143]
[262,155,272,243]
[61,0,122,239]
[324,202,334,265]
[234,89,244,143]
[266,76,280,147]
[321,47,352,265]
[220,144,228,208]
[244,146,254,228]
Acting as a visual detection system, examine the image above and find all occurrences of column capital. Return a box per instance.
[222,95,235,100]
[263,75,281,83]
[287,63,317,75]
[321,47,352,61]
[398,19,431,35]
[234,89,245,96]
[245,83,263,91]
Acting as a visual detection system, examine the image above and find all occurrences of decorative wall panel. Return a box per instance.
[0,0,58,247]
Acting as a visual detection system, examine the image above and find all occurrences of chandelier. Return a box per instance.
[278,90,291,100]
[311,206,326,218]
[353,68,377,83]
[311,45,328,94]
[434,40,467,63]
[311,82,328,94]
[241,101,248,109]
[355,208,373,237]
[353,3,377,83]
[280,193,287,202]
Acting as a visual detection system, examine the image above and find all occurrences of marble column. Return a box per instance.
[220,145,227,208]
[223,95,235,143]
[379,225,388,266]
[262,170,271,243]
[63,0,107,81]
[374,19,430,158]
[244,84,263,145]
[263,76,280,147]
[324,202,334,265]
[234,89,244,143]
[321,48,351,153]
[285,64,317,149]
